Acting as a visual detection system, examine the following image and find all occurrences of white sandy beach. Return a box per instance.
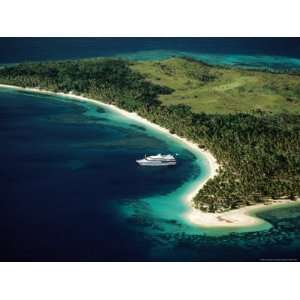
[1,83,298,229]
[186,198,300,228]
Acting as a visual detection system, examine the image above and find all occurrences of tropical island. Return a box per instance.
[0,56,299,227]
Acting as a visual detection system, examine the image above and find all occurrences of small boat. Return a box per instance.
[136,154,176,166]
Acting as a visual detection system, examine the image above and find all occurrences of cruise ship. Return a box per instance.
[136,154,176,166]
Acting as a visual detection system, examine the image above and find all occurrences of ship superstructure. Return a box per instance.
[136,154,176,166]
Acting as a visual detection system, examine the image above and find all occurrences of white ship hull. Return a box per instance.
[136,159,176,166]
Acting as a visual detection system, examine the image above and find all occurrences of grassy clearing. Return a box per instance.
[131,57,300,114]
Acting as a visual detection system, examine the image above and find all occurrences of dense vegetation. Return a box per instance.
[0,58,172,110]
[0,57,299,212]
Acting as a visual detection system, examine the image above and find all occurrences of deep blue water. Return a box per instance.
[1,38,300,71]
[0,88,203,261]
[1,88,300,262]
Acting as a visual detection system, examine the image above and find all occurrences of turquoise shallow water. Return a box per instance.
[116,49,300,72]
[1,38,300,72]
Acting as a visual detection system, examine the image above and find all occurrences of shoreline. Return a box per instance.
[1,83,298,230]
[186,198,300,228]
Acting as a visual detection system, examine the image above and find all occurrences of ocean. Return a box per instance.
[0,38,300,261]
[1,38,300,71]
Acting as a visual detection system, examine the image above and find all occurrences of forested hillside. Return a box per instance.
[132,57,300,114]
